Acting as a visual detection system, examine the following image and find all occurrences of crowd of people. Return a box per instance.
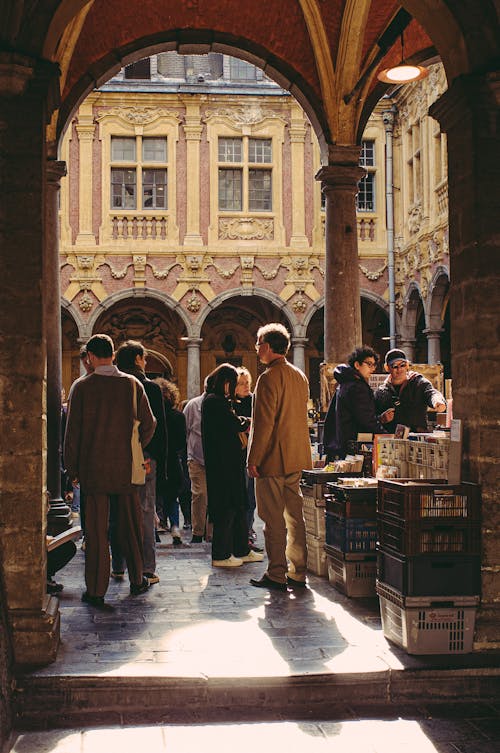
[51,326,446,606]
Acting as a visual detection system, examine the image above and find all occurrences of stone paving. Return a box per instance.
[10,526,500,752]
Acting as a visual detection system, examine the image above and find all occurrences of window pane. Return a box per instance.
[142,169,167,209]
[111,168,136,209]
[219,168,242,210]
[143,138,167,162]
[356,173,375,211]
[111,137,136,162]
[124,59,151,80]
[218,138,242,163]
[360,141,375,167]
[249,139,272,163]
[249,169,272,211]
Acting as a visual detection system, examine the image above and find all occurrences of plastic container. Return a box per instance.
[325,512,377,553]
[376,580,478,655]
[302,496,326,539]
[377,514,481,556]
[376,547,481,596]
[326,549,376,597]
[325,482,377,519]
[377,479,481,521]
[306,535,328,577]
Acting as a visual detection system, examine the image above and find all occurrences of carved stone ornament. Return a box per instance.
[79,292,93,312]
[219,217,274,241]
[150,261,178,279]
[254,261,281,280]
[292,294,308,313]
[209,260,239,279]
[186,291,202,313]
[240,256,254,270]
[77,255,94,269]
[205,104,281,126]
[108,262,130,279]
[408,203,422,234]
[133,255,147,271]
[359,262,387,281]
[99,107,180,125]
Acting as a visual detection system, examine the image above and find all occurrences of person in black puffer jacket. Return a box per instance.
[323,346,389,460]
[374,349,446,433]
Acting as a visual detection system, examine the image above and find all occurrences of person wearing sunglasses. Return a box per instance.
[323,345,388,461]
[374,349,446,434]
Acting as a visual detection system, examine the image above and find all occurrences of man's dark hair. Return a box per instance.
[257,322,290,355]
[347,345,379,368]
[205,363,238,399]
[86,334,114,359]
[115,340,145,372]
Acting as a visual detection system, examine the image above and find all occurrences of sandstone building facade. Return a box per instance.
[60,55,450,403]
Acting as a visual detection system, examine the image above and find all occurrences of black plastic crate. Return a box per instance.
[301,470,361,501]
[325,482,377,519]
[377,547,481,596]
[378,513,481,556]
[377,479,481,521]
[325,511,377,553]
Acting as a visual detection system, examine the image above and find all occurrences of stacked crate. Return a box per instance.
[376,479,481,654]
[301,470,339,577]
[324,482,378,596]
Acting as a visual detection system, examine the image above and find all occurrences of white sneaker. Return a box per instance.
[212,555,243,567]
[240,550,264,563]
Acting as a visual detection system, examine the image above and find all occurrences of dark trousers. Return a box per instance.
[211,504,249,561]
[86,492,144,597]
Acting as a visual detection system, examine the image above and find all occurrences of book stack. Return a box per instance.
[376,479,481,654]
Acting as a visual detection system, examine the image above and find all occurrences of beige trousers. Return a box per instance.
[188,459,212,539]
[255,471,307,584]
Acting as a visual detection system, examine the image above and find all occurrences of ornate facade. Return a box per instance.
[59,55,450,401]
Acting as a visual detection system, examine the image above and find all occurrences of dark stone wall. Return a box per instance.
[0,576,13,750]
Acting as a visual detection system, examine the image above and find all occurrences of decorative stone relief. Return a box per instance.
[292,293,307,313]
[186,290,202,313]
[98,107,180,125]
[218,217,274,240]
[240,256,255,288]
[150,260,178,279]
[208,259,239,279]
[359,262,387,281]
[254,261,281,280]
[204,105,283,126]
[408,203,422,234]
[108,262,130,279]
[79,292,93,312]
[77,255,93,269]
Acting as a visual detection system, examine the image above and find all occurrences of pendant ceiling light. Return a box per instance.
[377,32,429,84]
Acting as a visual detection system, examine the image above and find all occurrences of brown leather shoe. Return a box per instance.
[250,574,287,592]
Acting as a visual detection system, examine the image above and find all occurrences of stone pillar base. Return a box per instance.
[9,596,60,667]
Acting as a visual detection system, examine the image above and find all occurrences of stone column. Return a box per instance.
[316,147,365,366]
[75,103,96,246]
[424,328,443,364]
[291,337,308,374]
[0,55,61,665]
[289,104,308,248]
[45,160,71,535]
[185,338,202,398]
[398,338,416,363]
[430,71,500,645]
[183,102,203,246]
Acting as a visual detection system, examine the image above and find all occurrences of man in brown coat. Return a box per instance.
[247,323,312,591]
[64,334,156,608]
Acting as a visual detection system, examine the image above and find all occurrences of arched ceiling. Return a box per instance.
[2,1,497,154]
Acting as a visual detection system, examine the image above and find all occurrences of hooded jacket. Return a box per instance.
[323,364,386,460]
[374,371,445,433]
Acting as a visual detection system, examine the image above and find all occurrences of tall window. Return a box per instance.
[218,136,272,212]
[124,58,151,80]
[407,122,421,206]
[357,140,375,212]
[111,136,167,210]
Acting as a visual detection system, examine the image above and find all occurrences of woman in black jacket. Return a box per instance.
[323,346,389,460]
[201,363,263,568]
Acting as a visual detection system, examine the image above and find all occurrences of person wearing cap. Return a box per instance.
[374,349,446,434]
[323,345,388,461]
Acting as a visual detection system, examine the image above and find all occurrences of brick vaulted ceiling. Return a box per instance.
[30,0,496,149]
